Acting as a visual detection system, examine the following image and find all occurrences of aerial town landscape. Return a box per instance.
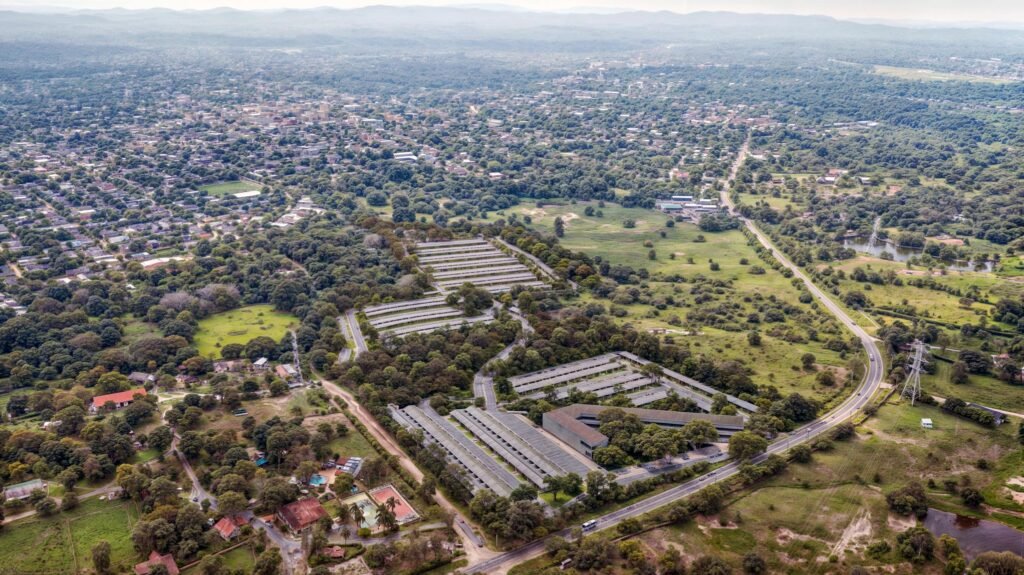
[1,1,1024,574]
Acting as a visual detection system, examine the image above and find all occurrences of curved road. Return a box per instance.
[466,143,885,575]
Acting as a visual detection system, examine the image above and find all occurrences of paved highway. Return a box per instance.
[466,143,886,575]
[342,309,369,356]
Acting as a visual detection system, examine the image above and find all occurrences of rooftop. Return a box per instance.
[278,498,327,532]
[545,404,745,447]
[91,387,147,407]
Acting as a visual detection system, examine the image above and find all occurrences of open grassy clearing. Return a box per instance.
[0,497,140,574]
[921,359,1024,413]
[505,201,851,398]
[193,304,297,358]
[573,291,853,403]
[873,65,1012,84]
[509,201,762,277]
[199,180,260,196]
[121,315,162,344]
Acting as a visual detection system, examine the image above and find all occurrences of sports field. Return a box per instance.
[199,181,260,196]
[341,492,379,529]
[369,484,419,524]
[194,304,297,358]
[873,65,1011,84]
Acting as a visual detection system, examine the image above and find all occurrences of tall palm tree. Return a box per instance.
[336,501,351,525]
[350,502,365,528]
[384,496,397,513]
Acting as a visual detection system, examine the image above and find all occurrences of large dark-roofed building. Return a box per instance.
[277,498,327,533]
[543,404,745,458]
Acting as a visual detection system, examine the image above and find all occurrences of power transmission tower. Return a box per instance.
[900,340,927,405]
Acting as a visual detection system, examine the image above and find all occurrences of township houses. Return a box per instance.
[134,550,179,575]
[90,387,147,413]
[277,498,327,533]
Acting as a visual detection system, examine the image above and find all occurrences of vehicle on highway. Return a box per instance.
[581,519,598,531]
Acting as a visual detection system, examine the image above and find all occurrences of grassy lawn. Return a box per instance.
[325,424,376,459]
[199,181,260,196]
[193,304,297,358]
[132,447,160,464]
[0,497,139,574]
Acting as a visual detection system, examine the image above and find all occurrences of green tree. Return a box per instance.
[254,548,282,575]
[728,431,768,460]
[692,555,733,575]
[92,541,111,574]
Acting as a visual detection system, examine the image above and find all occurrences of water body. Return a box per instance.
[842,236,995,273]
[922,508,1024,560]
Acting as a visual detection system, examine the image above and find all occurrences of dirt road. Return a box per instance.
[319,379,498,564]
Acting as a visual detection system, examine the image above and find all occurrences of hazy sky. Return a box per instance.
[9,0,1024,25]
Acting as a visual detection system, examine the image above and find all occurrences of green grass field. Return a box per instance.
[509,201,760,277]
[873,65,1012,84]
[0,497,140,574]
[199,181,260,197]
[194,304,297,358]
[921,360,1024,412]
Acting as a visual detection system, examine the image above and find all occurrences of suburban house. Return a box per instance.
[277,498,327,533]
[134,550,179,575]
[213,515,248,540]
[213,360,246,373]
[275,364,298,380]
[90,387,147,413]
[252,357,270,372]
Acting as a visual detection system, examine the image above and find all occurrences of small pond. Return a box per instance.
[842,237,995,272]
[922,508,1024,559]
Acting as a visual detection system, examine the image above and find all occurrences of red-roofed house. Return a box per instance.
[213,515,248,540]
[277,498,327,533]
[134,550,179,575]
[90,387,147,413]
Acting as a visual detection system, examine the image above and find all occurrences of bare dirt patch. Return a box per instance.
[831,510,873,556]
[887,513,916,532]
[559,212,580,228]
[776,527,822,546]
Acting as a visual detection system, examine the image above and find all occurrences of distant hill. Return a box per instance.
[1,6,1023,59]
